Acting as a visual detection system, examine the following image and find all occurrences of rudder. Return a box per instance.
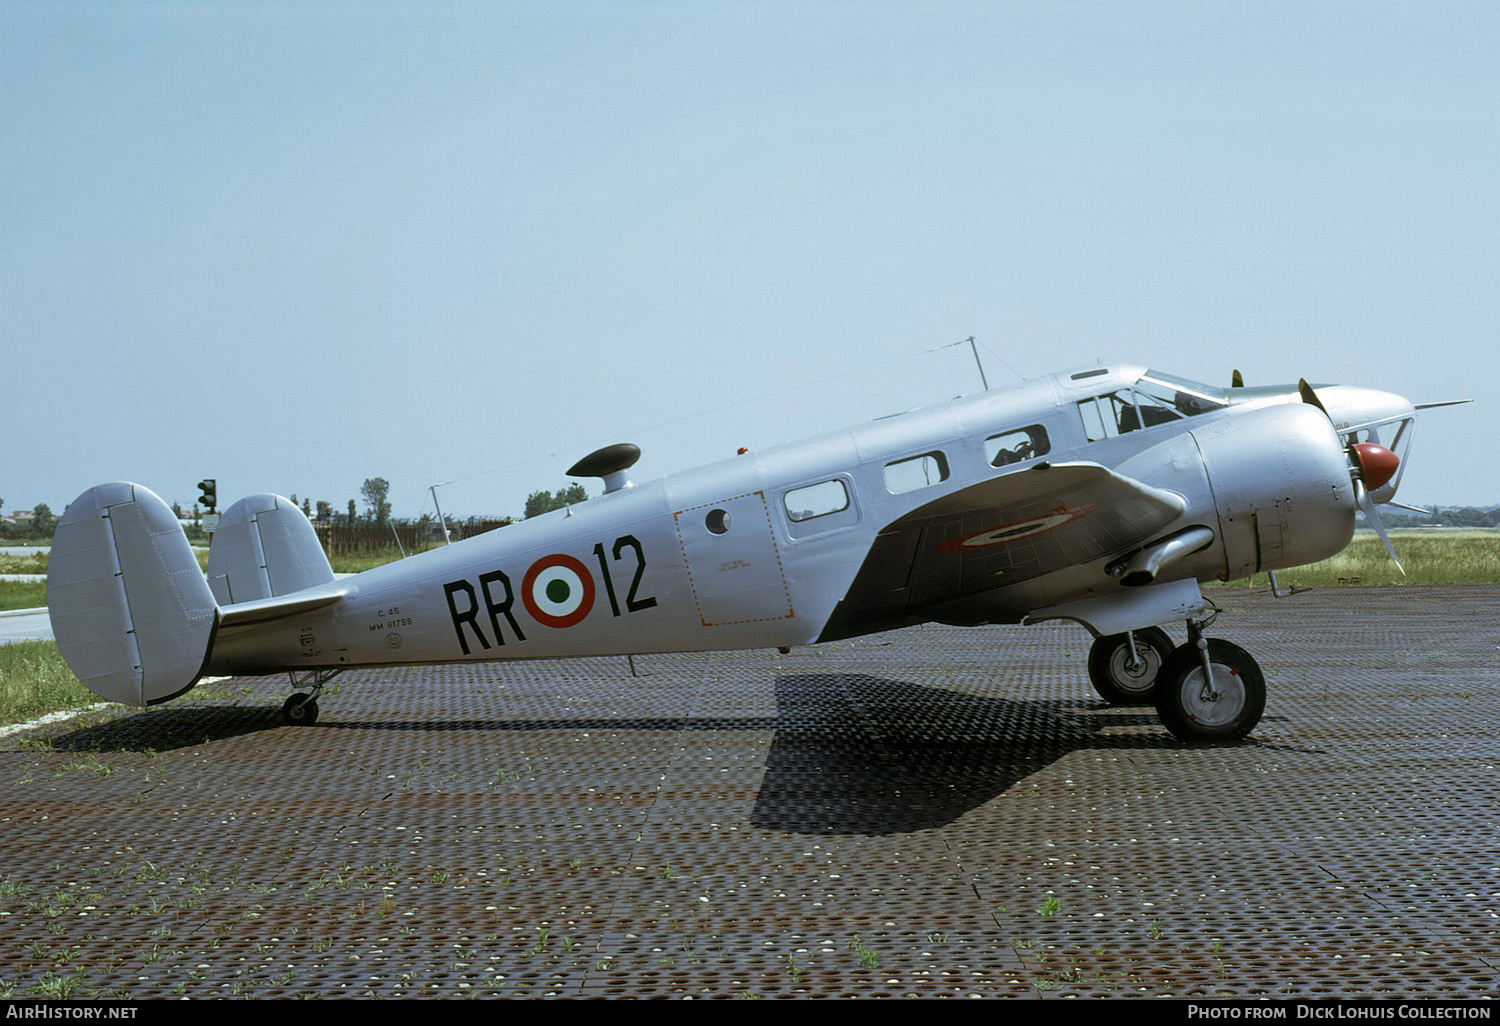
[48,483,218,706]
[206,494,334,604]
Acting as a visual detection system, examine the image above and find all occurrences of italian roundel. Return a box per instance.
[936,504,1099,552]
[521,554,596,628]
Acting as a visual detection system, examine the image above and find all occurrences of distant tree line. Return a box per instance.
[5,473,593,546]
[523,483,588,519]
[1371,506,1500,529]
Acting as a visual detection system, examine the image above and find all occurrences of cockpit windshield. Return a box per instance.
[1138,371,1229,415]
[1076,371,1229,442]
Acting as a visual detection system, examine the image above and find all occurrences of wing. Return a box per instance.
[817,461,1185,641]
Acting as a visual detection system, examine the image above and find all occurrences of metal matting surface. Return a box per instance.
[1,586,1497,999]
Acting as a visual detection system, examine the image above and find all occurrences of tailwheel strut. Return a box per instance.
[280,668,344,726]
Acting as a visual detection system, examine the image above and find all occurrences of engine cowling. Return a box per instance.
[1190,404,1356,579]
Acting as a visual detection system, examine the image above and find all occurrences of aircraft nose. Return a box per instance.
[1351,442,1400,492]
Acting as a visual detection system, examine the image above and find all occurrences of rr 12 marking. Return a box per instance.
[444,534,655,654]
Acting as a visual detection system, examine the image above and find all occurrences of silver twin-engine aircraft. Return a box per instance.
[50,364,1440,742]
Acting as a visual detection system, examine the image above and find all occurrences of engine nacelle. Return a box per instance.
[1191,404,1356,579]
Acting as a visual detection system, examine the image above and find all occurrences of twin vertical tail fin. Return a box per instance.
[48,485,343,707]
[206,494,336,604]
[48,483,218,706]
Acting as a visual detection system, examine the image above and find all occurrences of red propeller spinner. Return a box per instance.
[1350,442,1400,492]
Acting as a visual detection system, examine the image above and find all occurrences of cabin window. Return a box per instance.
[884,451,949,494]
[784,479,850,522]
[986,425,1050,467]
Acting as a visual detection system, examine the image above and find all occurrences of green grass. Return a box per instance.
[0,552,48,575]
[0,580,47,611]
[0,641,98,724]
[1215,529,1500,589]
[329,545,437,574]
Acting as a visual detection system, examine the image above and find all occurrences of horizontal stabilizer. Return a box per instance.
[218,584,349,629]
[48,483,218,706]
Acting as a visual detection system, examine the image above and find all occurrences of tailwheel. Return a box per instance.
[279,668,342,726]
[1087,627,1173,704]
[1155,639,1264,742]
[280,693,320,726]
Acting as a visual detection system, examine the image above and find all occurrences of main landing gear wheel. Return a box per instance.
[1155,639,1264,742]
[280,693,320,726]
[1087,627,1174,704]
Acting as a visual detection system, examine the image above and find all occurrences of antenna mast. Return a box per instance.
[966,336,989,391]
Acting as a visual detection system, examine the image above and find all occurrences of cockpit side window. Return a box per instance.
[1079,374,1226,442]
[1077,392,1139,441]
[1132,381,1193,420]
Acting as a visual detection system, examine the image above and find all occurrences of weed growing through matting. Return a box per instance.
[57,753,114,777]
[31,972,88,1000]
[848,934,879,969]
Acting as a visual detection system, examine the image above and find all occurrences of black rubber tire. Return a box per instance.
[280,694,320,726]
[1087,627,1174,704]
[1155,639,1265,742]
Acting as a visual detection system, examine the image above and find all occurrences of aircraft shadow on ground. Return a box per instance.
[38,671,1285,835]
[39,705,283,752]
[749,672,1169,835]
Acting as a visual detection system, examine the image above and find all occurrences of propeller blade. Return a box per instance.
[1355,479,1404,575]
[1231,369,1244,388]
[1298,378,1329,416]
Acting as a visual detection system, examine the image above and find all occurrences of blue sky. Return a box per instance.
[5,1,1495,518]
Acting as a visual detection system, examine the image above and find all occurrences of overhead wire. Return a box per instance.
[428,344,938,493]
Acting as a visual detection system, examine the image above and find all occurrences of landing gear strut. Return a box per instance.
[280,668,344,726]
[1154,618,1264,742]
[1087,627,1174,704]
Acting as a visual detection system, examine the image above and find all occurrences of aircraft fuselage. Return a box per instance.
[205,363,1414,677]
